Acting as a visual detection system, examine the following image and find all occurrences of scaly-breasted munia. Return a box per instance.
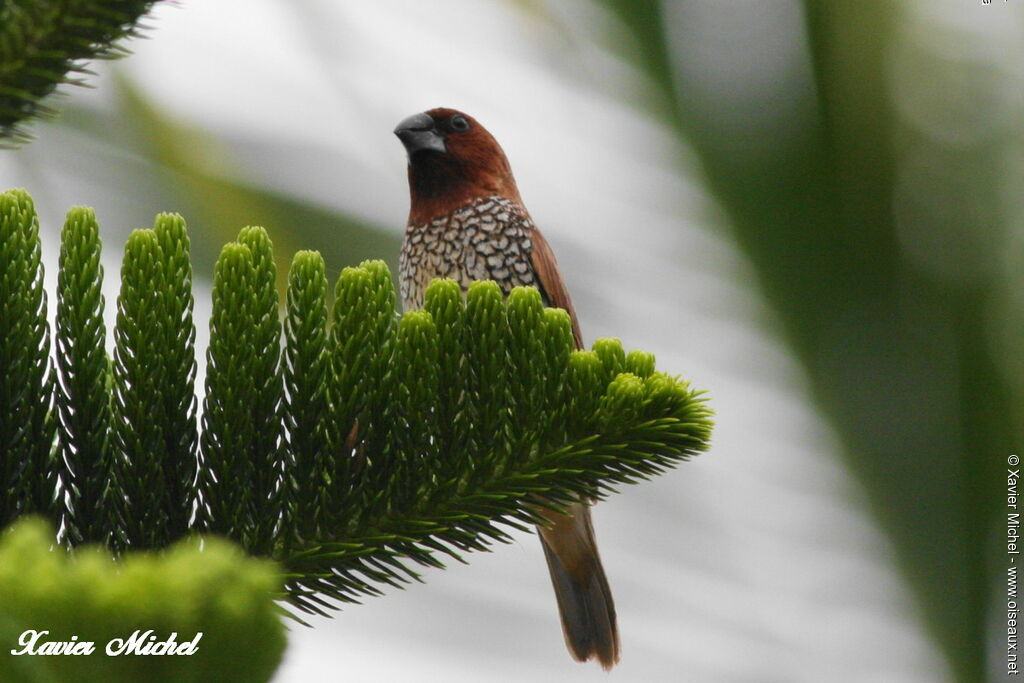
[394,108,619,669]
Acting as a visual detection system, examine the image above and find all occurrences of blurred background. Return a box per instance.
[0,1,1018,681]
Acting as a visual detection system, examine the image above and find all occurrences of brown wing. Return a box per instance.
[530,227,584,350]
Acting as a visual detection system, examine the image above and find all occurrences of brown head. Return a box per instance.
[394,108,522,225]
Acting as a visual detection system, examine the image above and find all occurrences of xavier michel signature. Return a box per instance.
[10,629,202,656]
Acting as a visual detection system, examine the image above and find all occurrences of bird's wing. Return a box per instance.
[530,227,584,350]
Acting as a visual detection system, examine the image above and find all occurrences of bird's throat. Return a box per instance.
[407,157,519,226]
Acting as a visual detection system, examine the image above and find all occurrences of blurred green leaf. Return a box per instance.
[593,2,1013,680]
[0,517,285,683]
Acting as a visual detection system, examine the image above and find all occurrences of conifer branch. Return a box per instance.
[153,213,198,539]
[283,251,332,547]
[111,229,170,549]
[0,189,714,622]
[198,241,260,544]
[0,190,57,525]
[236,227,285,556]
[0,0,163,145]
[56,207,115,545]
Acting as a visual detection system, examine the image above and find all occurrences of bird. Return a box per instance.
[394,107,619,670]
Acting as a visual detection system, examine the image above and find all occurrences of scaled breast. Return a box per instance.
[400,195,537,310]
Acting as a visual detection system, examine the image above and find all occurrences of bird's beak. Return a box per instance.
[394,112,446,158]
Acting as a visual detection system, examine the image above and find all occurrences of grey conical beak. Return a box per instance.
[394,112,446,157]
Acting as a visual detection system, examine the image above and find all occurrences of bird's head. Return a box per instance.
[395,108,521,225]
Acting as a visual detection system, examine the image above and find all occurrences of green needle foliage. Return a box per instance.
[112,229,170,550]
[236,226,285,555]
[0,189,57,525]
[0,0,164,145]
[199,241,261,546]
[152,213,197,541]
[326,261,397,535]
[423,278,468,466]
[56,207,115,545]
[199,227,284,555]
[283,251,331,546]
[0,188,713,622]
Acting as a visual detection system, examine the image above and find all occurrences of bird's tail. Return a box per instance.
[537,502,620,670]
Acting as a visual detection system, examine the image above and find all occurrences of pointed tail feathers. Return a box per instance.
[538,502,620,670]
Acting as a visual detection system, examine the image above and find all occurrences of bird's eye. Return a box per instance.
[449,114,470,132]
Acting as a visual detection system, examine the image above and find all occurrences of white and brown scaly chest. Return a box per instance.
[399,195,539,310]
